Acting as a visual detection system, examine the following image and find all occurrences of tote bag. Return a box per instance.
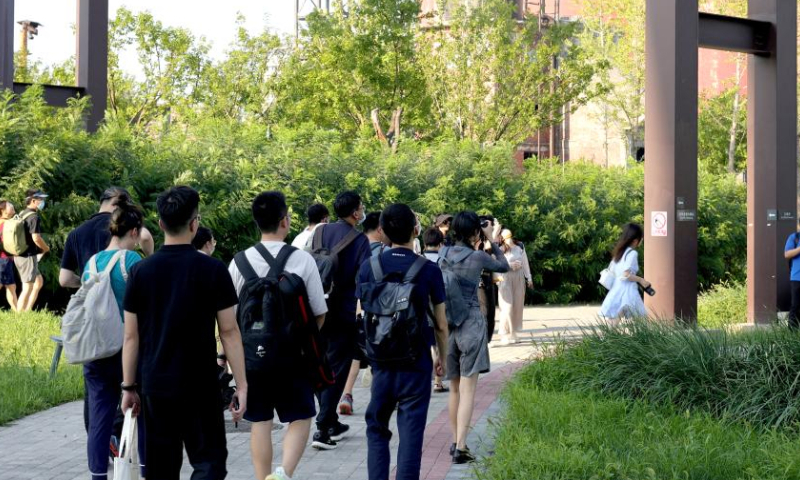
[113,409,140,480]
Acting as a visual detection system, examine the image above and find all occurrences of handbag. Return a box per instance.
[599,261,615,290]
[113,409,140,480]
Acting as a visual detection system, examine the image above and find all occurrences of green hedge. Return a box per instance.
[697,281,747,328]
[0,89,746,308]
[0,310,84,425]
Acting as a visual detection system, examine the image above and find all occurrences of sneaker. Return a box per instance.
[449,443,456,456]
[265,466,291,480]
[338,393,354,415]
[452,448,476,464]
[109,435,120,459]
[311,430,337,450]
[328,421,350,442]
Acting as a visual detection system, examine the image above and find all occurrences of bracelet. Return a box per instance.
[120,382,138,392]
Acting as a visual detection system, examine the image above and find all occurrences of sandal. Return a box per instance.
[433,382,449,393]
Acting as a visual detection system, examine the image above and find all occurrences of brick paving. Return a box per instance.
[0,306,599,480]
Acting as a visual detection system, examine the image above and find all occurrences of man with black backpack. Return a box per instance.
[310,190,371,450]
[357,203,448,480]
[228,191,328,480]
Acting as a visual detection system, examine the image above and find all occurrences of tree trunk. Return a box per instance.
[727,55,743,174]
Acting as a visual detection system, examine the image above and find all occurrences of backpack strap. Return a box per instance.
[234,251,259,283]
[311,224,325,251]
[20,211,36,221]
[370,255,385,283]
[118,250,129,282]
[253,243,297,279]
[331,228,360,256]
[402,256,429,283]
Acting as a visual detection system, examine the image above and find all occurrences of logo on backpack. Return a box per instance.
[310,225,360,296]
[1,211,35,256]
[438,246,476,328]
[357,255,429,367]
[234,243,334,389]
[61,250,128,364]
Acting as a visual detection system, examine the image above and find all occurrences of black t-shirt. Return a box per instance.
[321,220,371,319]
[20,208,41,257]
[124,244,239,397]
[356,248,446,369]
[61,212,112,274]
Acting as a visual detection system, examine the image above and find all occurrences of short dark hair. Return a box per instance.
[380,204,416,245]
[192,226,214,250]
[25,188,44,206]
[100,186,133,207]
[363,212,381,233]
[109,202,144,238]
[452,211,481,247]
[307,203,329,224]
[253,191,288,233]
[156,186,200,235]
[334,191,362,219]
[423,227,444,248]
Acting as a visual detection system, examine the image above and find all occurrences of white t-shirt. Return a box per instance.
[228,241,328,317]
[291,225,319,250]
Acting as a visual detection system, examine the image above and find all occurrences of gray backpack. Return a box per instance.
[61,250,128,364]
[438,246,476,328]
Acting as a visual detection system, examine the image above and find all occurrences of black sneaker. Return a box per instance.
[452,448,475,464]
[328,422,350,442]
[311,430,337,450]
[449,443,456,456]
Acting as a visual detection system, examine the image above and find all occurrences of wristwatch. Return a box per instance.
[120,382,138,392]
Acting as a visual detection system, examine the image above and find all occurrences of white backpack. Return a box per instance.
[62,250,129,364]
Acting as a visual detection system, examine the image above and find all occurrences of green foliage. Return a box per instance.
[698,87,748,174]
[0,310,83,425]
[697,281,747,328]
[481,385,800,480]
[526,320,800,430]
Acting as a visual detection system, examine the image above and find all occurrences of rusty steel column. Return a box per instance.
[644,0,699,321]
[0,0,13,90]
[76,0,108,132]
[747,0,797,323]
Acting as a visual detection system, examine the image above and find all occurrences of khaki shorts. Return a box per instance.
[14,256,39,283]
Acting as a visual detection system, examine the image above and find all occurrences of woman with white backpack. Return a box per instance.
[80,201,146,480]
[599,223,654,324]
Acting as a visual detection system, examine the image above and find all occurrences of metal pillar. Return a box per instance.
[0,0,12,90]
[747,0,797,322]
[77,0,108,132]
[644,0,699,321]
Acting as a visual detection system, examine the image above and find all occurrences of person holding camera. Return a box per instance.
[599,223,653,322]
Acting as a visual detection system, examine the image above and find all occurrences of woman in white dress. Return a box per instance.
[600,223,653,322]
[496,229,533,344]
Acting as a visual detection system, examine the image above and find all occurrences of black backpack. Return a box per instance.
[234,244,334,390]
[357,255,429,367]
[311,225,360,295]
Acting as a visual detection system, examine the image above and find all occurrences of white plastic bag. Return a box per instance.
[113,409,140,480]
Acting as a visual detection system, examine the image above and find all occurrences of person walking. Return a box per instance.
[228,191,328,480]
[81,201,146,480]
[192,226,217,256]
[441,212,509,464]
[423,227,448,393]
[785,221,800,329]
[14,189,50,312]
[599,223,652,322]
[121,186,247,480]
[495,229,532,345]
[0,200,19,311]
[311,191,371,450]
[292,203,329,249]
[357,203,448,480]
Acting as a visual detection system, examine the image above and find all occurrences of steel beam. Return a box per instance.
[12,83,86,107]
[746,0,797,322]
[0,0,13,90]
[644,0,699,321]
[698,12,772,56]
[76,0,108,132]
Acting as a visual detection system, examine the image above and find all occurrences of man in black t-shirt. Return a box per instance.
[59,187,154,289]
[120,186,248,480]
[14,189,50,312]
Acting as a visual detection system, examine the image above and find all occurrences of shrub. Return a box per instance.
[697,281,747,328]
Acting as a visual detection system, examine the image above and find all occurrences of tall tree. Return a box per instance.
[418,0,603,145]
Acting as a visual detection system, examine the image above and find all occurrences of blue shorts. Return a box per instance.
[0,258,15,286]
[244,369,316,424]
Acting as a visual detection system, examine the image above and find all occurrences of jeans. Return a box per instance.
[790,281,800,330]
[366,359,433,480]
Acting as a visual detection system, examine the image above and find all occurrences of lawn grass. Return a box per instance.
[0,310,83,425]
[482,382,800,480]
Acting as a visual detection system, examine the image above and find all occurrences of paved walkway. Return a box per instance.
[0,306,600,480]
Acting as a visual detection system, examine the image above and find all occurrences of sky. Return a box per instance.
[15,0,307,77]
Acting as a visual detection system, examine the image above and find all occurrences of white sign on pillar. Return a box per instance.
[651,211,668,237]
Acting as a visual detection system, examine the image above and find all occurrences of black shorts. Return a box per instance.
[0,258,14,286]
[244,369,316,424]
